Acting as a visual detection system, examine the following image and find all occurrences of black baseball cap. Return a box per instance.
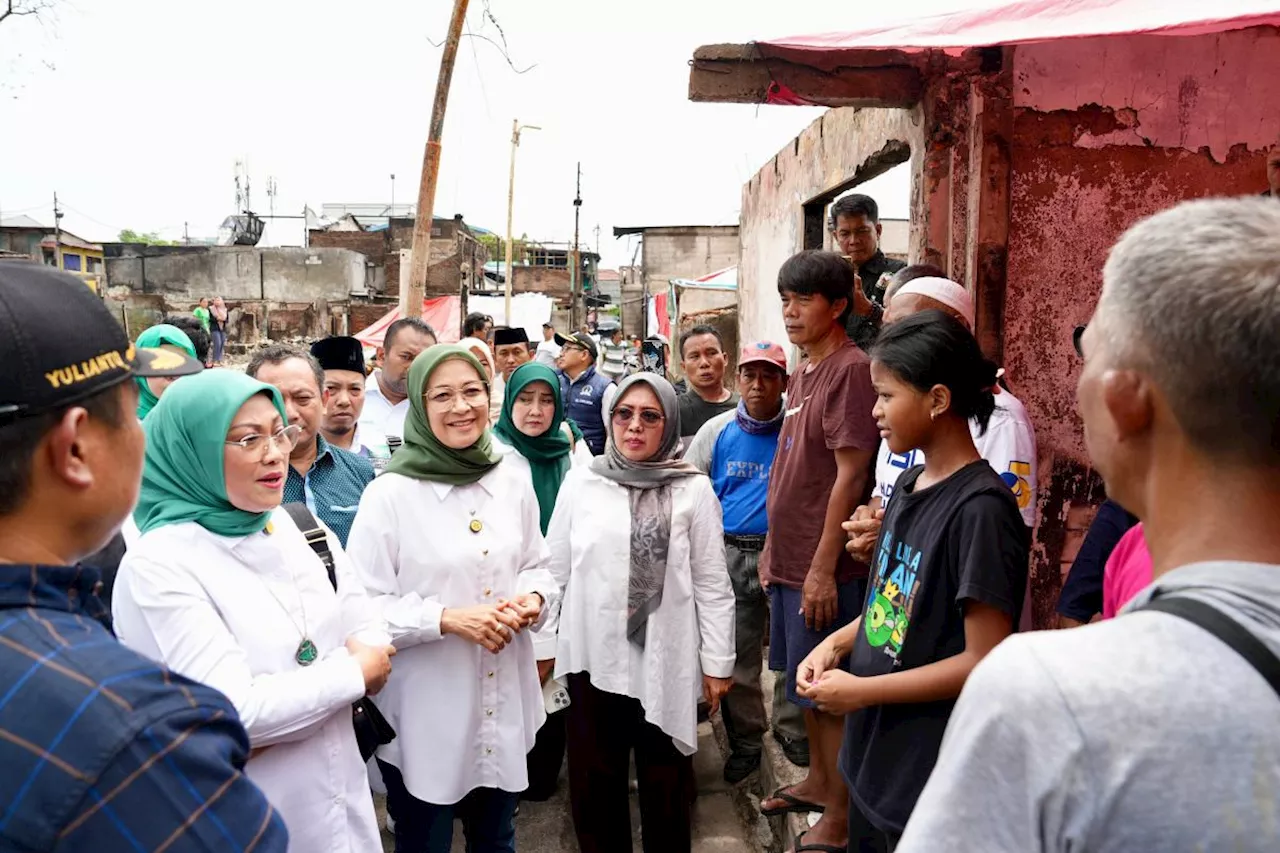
[0,261,202,421]
[554,331,597,360]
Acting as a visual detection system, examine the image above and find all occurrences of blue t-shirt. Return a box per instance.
[709,419,779,536]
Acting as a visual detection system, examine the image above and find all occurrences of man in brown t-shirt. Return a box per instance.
[759,250,879,851]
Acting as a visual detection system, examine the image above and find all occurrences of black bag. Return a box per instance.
[1140,594,1280,697]
[283,502,397,762]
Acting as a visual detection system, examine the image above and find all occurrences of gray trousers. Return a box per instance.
[721,542,806,755]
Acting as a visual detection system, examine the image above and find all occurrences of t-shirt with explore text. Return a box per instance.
[842,460,1027,835]
[706,412,781,537]
[761,339,879,589]
[873,387,1038,527]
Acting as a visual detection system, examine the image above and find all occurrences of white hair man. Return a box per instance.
[898,197,1280,851]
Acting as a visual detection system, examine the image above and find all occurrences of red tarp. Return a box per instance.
[760,0,1280,56]
[354,296,462,348]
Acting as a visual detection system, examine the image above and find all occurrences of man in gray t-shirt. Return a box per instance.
[900,197,1280,851]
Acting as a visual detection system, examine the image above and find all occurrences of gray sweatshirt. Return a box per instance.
[898,561,1280,852]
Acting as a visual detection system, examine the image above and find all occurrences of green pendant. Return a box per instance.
[295,638,319,666]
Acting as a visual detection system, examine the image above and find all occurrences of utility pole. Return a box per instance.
[504,119,540,323]
[405,0,471,319]
[390,173,396,218]
[184,222,190,245]
[571,163,582,330]
[52,192,63,270]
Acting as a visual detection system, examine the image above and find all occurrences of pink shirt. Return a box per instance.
[1102,523,1153,618]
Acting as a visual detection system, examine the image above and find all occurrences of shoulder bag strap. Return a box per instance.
[1141,595,1280,698]
[282,502,337,591]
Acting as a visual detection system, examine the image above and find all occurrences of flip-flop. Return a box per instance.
[790,829,846,853]
[760,786,826,817]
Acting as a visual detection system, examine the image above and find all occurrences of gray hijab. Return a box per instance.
[591,373,703,647]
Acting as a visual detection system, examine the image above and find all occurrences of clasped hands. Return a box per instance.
[441,593,544,653]
[794,638,869,716]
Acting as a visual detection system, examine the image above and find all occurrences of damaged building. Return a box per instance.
[688,3,1280,627]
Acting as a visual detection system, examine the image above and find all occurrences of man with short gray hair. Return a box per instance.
[898,197,1280,851]
[247,344,374,547]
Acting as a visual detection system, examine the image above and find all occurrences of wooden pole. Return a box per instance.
[404,0,470,318]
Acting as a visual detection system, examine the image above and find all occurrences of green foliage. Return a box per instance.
[118,229,177,246]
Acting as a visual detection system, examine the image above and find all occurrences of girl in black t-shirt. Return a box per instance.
[795,310,1029,850]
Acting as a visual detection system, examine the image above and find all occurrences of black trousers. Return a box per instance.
[566,673,695,853]
[523,708,566,801]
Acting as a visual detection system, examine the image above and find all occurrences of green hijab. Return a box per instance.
[134,370,288,537]
[385,344,501,485]
[134,324,198,419]
[493,362,574,533]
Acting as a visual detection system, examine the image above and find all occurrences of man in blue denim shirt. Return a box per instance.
[249,345,375,547]
[0,262,287,852]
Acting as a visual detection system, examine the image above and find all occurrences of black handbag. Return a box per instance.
[283,503,397,762]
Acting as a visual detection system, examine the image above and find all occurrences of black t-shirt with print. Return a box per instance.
[839,460,1029,834]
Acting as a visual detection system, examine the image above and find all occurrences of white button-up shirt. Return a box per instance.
[360,370,410,444]
[113,508,387,853]
[544,467,735,755]
[346,462,556,805]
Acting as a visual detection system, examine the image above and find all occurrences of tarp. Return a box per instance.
[354,296,463,347]
[352,292,555,348]
[761,0,1280,56]
[670,266,738,291]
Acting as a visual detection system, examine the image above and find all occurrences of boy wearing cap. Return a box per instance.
[686,341,809,780]
[311,335,373,456]
[555,330,616,456]
[0,262,287,851]
[535,323,562,367]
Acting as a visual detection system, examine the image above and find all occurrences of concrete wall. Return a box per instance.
[1001,27,1280,620]
[738,107,924,355]
[636,225,739,340]
[106,247,366,302]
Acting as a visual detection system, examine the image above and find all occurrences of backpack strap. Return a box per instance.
[282,502,337,591]
[1140,595,1280,698]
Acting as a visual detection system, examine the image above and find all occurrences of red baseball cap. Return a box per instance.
[738,340,788,375]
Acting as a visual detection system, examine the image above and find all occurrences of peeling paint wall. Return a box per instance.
[738,107,924,355]
[1005,28,1280,624]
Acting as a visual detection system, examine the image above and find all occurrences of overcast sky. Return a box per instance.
[0,0,1006,268]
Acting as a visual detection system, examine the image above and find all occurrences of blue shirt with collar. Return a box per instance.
[284,434,375,548]
[0,563,287,852]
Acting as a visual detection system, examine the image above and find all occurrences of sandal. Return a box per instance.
[790,829,846,853]
[760,786,826,817]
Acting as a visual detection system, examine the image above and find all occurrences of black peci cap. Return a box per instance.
[0,261,202,422]
[492,326,530,347]
[310,336,366,374]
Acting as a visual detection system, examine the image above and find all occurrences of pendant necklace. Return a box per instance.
[249,539,318,666]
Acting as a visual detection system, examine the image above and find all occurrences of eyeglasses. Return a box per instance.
[1072,325,1087,358]
[612,406,664,428]
[426,385,488,410]
[225,424,303,455]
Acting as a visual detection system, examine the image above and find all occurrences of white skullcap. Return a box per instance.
[893,276,975,330]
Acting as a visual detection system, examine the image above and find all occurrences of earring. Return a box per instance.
[930,411,938,421]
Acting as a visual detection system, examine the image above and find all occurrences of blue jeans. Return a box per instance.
[378,759,518,853]
[211,328,226,363]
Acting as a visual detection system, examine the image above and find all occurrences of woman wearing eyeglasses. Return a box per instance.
[347,345,556,853]
[113,370,396,853]
[542,373,736,853]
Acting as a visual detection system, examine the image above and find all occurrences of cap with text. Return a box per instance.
[554,331,598,360]
[738,340,789,375]
[0,261,202,421]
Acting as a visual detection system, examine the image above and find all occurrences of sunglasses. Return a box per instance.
[612,406,664,427]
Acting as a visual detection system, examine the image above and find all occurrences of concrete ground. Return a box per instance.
[374,721,759,853]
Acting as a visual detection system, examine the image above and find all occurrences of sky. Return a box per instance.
[0,0,1008,268]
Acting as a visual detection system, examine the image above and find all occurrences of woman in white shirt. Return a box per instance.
[347,344,556,853]
[490,361,589,802]
[545,373,736,853]
[113,370,395,853]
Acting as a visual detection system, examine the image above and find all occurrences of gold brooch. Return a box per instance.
[469,519,483,534]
